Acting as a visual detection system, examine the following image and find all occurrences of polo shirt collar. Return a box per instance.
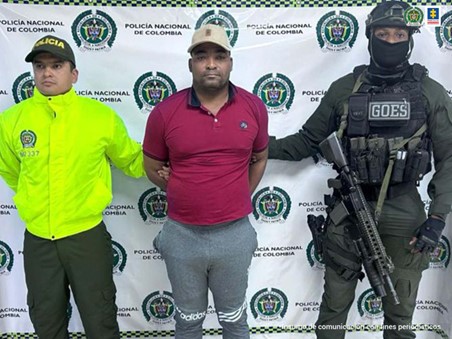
[188,82,236,107]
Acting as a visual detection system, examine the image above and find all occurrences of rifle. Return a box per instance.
[319,132,400,305]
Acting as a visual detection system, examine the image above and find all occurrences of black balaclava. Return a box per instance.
[369,34,411,72]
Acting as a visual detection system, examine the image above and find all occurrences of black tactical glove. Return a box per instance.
[413,217,445,253]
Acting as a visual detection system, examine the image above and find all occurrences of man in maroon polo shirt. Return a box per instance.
[142,24,268,339]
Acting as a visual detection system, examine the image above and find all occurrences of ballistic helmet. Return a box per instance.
[365,1,416,38]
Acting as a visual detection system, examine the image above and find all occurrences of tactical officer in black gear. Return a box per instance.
[269,1,452,338]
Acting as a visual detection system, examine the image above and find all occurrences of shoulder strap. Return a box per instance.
[374,123,427,223]
[353,65,367,80]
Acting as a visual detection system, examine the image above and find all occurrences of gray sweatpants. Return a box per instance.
[153,216,258,339]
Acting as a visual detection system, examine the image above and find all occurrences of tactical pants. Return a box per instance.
[23,222,120,339]
[315,188,431,339]
[154,216,258,339]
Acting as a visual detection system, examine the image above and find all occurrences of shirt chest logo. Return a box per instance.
[240,121,248,129]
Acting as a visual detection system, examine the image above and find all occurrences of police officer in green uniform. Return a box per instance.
[268,1,452,338]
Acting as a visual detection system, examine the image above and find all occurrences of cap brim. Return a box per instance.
[25,49,75,66]
[25,50,41,62]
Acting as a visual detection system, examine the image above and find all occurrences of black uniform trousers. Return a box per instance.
[315,187,431,339]
[23,222,120,339]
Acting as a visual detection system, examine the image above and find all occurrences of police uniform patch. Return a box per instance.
[368,101,410,120]
[20,130,37,148]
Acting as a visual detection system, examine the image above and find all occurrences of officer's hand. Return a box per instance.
[410,216,445,253]
[157,163,171,181]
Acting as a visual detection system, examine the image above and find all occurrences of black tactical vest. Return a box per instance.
[343,64,431,186]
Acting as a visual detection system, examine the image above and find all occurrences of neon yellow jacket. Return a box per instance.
[0,87,144,240]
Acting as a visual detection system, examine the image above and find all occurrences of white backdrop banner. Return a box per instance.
[0,2,451,338]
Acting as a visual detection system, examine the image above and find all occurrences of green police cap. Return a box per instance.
[25,35,76,66]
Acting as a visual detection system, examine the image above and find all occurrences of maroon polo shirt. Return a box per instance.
[143,83,268,225]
